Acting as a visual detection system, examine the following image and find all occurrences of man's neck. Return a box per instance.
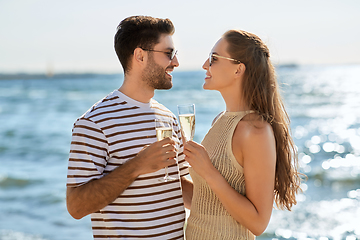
[118,75,154,103]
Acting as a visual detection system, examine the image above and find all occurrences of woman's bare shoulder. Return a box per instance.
[233,114,275,149]
[236,113,272,136]
[232,113,275,167]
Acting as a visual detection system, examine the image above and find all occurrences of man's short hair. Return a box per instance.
[114,16,175,73]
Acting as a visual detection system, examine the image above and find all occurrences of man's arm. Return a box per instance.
[66,138,177,219]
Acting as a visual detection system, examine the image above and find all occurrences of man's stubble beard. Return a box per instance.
[142,55,173,90]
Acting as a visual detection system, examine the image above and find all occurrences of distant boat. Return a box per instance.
[278,63,298,68]
[46,61,54,78]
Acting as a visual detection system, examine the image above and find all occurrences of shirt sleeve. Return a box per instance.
[66,117,109,187]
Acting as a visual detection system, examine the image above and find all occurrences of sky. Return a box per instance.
[0,0,359,73]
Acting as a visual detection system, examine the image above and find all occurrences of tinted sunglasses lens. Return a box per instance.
[209,53,213,65]
[171,50,177,60]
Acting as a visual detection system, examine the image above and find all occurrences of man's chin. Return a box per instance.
[157,84,172,90]
[162,76,173,89]
[157,80,173,90]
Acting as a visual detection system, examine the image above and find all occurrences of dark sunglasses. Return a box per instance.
[142,48,178,60]
[209,52,241,66]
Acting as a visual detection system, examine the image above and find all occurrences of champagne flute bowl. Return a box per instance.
[155,119,177,182]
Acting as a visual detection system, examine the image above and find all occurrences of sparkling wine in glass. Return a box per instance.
[178,104,195,142]
[155,119,177,182]
[177,104,195,167]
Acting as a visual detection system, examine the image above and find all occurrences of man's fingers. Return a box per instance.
[141,144,150,151]
[166,150,176,159]
[162,143,176,153]
[166,158,177,167]
[158,137,175,146]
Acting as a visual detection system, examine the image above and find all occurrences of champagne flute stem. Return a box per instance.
[164,167,169,177]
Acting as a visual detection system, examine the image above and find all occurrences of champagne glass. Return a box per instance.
[155,119,177,182]
[177,104,195,167]
[178,104,195,141]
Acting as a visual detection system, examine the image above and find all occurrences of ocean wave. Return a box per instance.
[0,230,48,240]
[0,175,42,189]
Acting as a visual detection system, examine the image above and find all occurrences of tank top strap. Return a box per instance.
[222,110,255,117]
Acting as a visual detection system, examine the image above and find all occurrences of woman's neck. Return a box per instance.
[219,88,249,113]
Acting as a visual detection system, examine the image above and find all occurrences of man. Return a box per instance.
[66,16,192,239]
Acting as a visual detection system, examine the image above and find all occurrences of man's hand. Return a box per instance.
[133,137,177,176]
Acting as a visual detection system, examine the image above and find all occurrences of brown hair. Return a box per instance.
[223,29,302,210]
[114,15,175,73]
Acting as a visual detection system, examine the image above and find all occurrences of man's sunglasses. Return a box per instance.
[142,48,178,60]
[209,52,241,66]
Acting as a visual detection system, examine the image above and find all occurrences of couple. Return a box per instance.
[66,15,301,239]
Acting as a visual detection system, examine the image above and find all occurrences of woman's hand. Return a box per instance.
[183,140,217,180]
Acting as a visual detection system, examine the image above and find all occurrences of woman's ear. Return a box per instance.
[235,63,246,77]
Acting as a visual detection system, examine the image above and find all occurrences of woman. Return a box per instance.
[183,30,302,239]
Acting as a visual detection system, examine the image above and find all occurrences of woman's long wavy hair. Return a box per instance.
[223,30,302,210]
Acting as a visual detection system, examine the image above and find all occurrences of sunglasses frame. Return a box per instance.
[142,48,178,60]
[209,52,241,66]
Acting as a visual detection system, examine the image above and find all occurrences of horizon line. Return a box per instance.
[1,63,360,80]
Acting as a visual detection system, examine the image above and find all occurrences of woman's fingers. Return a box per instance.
[184,140,198,152]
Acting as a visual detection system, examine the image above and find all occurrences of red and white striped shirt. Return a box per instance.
[67,90,188,239]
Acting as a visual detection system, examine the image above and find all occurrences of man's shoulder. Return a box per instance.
[82,90,127,118]
[151,99,174,115]
[151,100,177,122]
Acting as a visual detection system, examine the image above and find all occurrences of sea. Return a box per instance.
[0,65,360,240]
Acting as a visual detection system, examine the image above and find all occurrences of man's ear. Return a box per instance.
[133,47,145,64]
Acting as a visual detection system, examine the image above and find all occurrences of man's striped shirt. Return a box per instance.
[67,90,189,239]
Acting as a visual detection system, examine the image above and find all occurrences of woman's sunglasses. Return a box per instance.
[209,52,241,66]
